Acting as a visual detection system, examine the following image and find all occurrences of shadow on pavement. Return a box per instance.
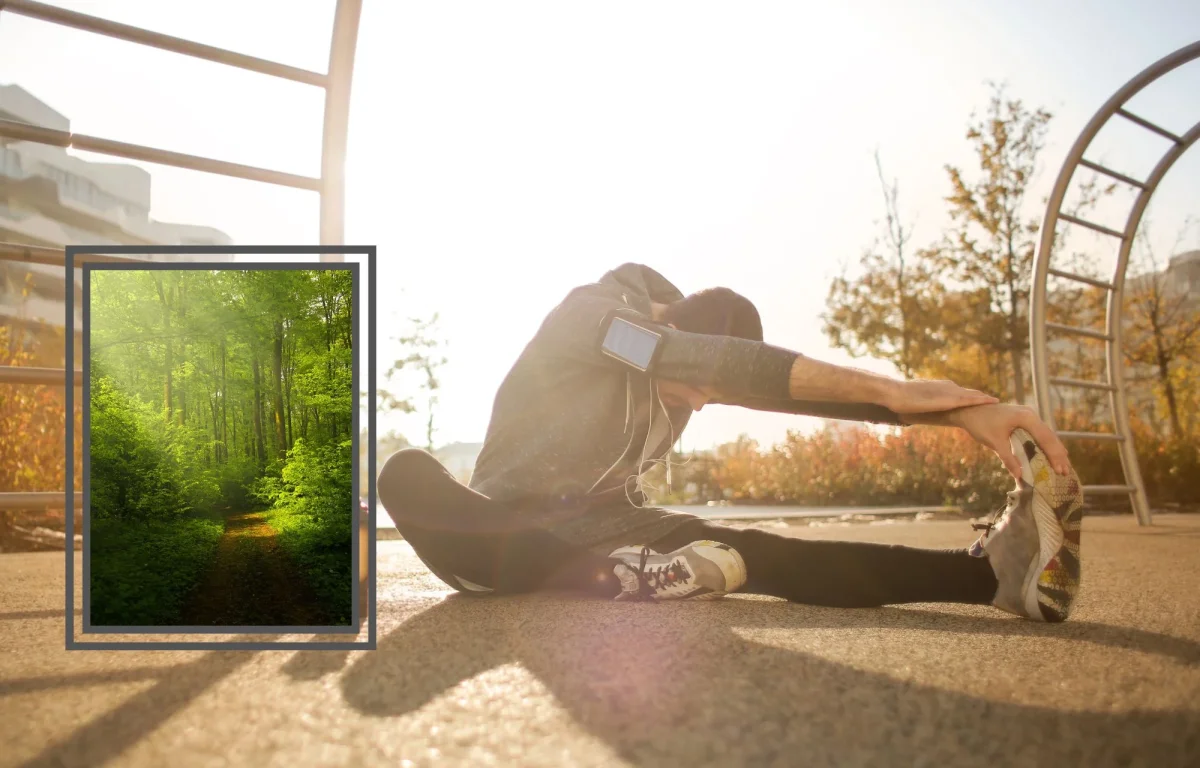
[14,644,259,768]
[0,609,81,622]
[337,594,1200,766]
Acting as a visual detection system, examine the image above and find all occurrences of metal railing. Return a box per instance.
[0,0,363,512]
[1030,39,1200,527]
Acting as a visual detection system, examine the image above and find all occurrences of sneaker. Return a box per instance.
[608,540,747,601]
[970,428,1084,622]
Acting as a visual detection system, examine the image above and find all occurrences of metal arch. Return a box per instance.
[319,0,363,258]
[0,1,365,511]
[1030,40,1200,527]
[1102,122,1200,525]
[0,0,365,254]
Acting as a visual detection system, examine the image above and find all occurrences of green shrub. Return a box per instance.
[265,507,352,624]
[254,437,353,623]
[90,517,223,626]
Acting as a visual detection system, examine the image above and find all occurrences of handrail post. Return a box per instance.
[319,0,364,260]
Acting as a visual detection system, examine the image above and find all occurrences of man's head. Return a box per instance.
[653,287,763,411]
[660,287,764,341]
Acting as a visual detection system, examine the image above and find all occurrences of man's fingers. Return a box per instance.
[996,443,1023,480]
[1019,410,1072,475]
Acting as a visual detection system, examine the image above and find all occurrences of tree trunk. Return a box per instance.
[180,344,188,426]
[1158,355,1182,438]
[210,394,221,465]
[1010,344,1025,405]
[176,280,188,426]
[252,354,265,465]
[284,332,295,449]
[154,276,173,420]
[221,337,229,463]
[897,271,911,380]
[1008,290,1025,405]
[272,318,287,457]
[202,391,212,466]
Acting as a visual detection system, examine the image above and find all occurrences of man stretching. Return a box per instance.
[378,264,1083,621]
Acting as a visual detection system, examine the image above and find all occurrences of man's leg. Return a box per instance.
[629,428,1083,621]
[645,519,998,608]
[378,448,620,596]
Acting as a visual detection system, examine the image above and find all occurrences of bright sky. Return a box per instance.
[2,1,1199,451]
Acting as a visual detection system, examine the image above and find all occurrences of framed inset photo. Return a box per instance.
[65,245,376,651]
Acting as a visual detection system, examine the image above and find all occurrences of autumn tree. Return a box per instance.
[828,84,1114,403]
[824,150,945,379]
[937,82,1114,403]
[933,83,1057,403]
[1123,219,1200,438]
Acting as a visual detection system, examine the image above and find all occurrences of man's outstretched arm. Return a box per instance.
[784,355,997,415]
[717,358,997,426]
[543,291,996,421]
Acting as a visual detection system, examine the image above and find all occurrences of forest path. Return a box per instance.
[181,510,329,627]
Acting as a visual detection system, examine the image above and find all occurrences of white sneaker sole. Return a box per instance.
[1012,428,1084,622]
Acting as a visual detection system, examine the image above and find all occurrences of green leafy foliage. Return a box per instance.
[89,517,223,626]
[90,371,219,520]
[264,507,352,625]
[88,268,355,625]
[255,437,354,623]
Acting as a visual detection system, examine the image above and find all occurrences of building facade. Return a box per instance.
[0,83,233,366]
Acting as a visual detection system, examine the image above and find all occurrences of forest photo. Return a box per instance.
[87,266,356,628]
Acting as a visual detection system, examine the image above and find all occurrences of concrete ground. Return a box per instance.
[2,514,1199,768]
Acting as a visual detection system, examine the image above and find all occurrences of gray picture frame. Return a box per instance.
[65,245,377,651]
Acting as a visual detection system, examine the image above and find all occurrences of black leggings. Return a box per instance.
[377,449,998,607]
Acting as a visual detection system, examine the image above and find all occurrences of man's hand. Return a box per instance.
[880,378,999,415]
[915,403,1073,480]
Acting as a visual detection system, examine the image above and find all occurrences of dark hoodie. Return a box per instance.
[468,263,904,554]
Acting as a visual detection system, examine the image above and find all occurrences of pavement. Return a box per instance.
[2,514,1199,768]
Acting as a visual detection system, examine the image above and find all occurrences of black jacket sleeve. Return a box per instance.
[539,291,796,400]
[538,289,906,424]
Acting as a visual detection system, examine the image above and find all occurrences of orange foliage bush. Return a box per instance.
[0,327,81,498]
[661,414,1198,512]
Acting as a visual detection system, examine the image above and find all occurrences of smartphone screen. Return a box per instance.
[600,317,661,371]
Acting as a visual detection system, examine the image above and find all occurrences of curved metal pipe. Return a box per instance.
[319,0,364,260]
[1030,40,1200,527]
[1106,121,1200,525]
[1031,40,1200,429]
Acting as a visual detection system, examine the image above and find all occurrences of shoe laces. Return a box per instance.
[633,546,692,597]
[971,489,1021,539]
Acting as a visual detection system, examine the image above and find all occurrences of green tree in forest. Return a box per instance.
[89,267,357,626]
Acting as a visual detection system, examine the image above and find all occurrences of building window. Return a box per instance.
[1,148,21,177]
